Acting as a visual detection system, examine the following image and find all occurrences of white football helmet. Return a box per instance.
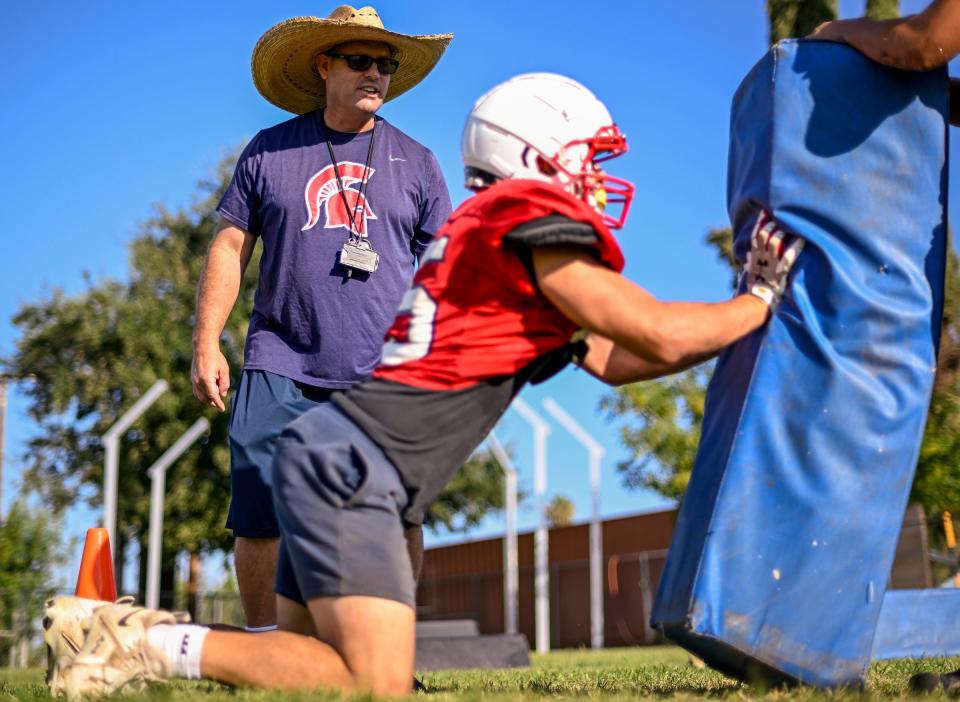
[461,72,634,229]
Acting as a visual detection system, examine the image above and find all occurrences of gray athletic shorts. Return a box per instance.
[271,403,415,608]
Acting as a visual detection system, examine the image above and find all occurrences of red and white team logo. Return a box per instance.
[301,162,377,235]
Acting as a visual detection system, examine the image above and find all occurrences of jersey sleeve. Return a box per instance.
[501,214,602,289]
[502,213,601,251]
[216,131,266,236]
[492,180,625,273]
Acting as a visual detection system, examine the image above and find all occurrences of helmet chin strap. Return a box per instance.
[590,187,608,213]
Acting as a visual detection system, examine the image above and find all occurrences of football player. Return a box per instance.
[56,73,803,698]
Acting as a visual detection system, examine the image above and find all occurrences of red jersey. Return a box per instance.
[374,179,624,391]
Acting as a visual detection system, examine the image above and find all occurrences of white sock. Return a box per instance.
[244,624,278,633]
[146,624,210,680]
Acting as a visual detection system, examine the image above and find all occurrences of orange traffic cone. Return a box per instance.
[75,528,117,601]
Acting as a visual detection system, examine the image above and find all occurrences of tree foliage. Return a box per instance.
[912,233,960,514]
[7,157,246,578]
[768,0,837,43]
[424,449,507,533]
[545,495,575,528]
[768,0,898,44]
[0,497,68,659]
[706,226,737,289]
[602,365,711,501]
[865,0,900,20]
[5,155,506,588]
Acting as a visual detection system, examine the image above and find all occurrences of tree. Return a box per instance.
[706,226,738,289]
[601,366,711,501]
[545,495,575,528]
[865,0,899,20]
[0,496,68,663]
[911,231,960,514]
[5,154,506,600]
[7,156,246,605]
[424,449,507,533]
[768,0,837,43]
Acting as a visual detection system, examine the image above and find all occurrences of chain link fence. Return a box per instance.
[416,549,670,649]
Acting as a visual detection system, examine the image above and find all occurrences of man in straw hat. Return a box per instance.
[60,72,803,697]
[189,5,452,633]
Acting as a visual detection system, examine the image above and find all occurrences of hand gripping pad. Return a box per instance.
[650,39,949,687]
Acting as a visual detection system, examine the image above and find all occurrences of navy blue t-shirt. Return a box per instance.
[217,111,452,388]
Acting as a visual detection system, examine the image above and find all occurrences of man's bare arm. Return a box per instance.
[573,333,694,385]
[191,218,257,410]
[810,0,960,72]
[532,247,769,385]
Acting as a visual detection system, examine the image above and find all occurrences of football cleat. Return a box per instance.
[909,670,960,695]
[60,602,178,700]
[44,595,134,696]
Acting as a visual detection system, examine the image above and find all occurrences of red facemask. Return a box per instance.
[555,125,635,230]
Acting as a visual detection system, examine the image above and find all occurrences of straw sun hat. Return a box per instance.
[251,5,453,114]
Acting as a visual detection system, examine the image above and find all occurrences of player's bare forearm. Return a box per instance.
[534,248,769,372]
[578,296,767,384]
[641,296,768,367]
[810,0,960,70]
[581,333,716,385]
[579,334,673,384]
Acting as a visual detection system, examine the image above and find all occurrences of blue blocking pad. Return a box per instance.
[650,40,948,687]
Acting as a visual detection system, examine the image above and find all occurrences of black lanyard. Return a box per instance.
[323,116,377,240]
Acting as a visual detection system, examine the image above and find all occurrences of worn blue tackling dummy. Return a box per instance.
[650,39,949,688]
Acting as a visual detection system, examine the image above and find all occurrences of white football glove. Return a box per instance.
[741,211,804,309]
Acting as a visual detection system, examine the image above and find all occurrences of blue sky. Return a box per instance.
[2,1,956,588]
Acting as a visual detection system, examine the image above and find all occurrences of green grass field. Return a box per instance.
[3,646,960,701]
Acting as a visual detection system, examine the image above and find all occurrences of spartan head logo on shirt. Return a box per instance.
[301,163,378,236]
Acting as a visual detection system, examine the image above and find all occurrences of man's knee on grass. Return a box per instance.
[307,595,416,696]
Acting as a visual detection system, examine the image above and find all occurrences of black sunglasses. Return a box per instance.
[324,52,399,75]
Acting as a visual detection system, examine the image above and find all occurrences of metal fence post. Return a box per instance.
[102,380,169,549]
[488,432,519,635]
[512,397,551,653]
[542,397,606,649]
[145,418,210,609]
